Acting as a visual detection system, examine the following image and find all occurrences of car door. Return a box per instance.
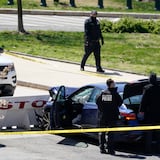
[70,86,102,128]
[53,85,71,128]
[123,79,149,114]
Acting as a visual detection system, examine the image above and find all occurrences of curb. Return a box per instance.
[17,80,50,91]
[0,8,160,19]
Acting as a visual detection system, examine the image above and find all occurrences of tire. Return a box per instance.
[41,111,51,130]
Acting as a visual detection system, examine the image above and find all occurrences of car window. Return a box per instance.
[88,88,102,103]
[71,87,94,104]
[124,95,142,105]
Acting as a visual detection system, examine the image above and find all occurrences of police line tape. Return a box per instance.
[0,125,160,135]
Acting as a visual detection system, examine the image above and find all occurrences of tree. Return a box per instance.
[17,0,27,33]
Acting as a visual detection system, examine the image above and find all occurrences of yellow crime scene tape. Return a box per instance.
[0,125,160,135]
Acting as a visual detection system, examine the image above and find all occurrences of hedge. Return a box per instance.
[100,17,160,34]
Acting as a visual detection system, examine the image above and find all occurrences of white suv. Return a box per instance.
[0,48,17,96]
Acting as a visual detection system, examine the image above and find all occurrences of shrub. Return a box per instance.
[100,20,113,33]
[100,17,160,34]
[112,17,136,33]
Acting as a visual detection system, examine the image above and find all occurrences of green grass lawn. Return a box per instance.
[0,0,157,13]
[1,31,160,76]
[0,0,160,76]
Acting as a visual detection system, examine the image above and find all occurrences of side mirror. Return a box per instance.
[49,87,58,100]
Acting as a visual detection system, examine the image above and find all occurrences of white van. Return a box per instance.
[0,48,17,96]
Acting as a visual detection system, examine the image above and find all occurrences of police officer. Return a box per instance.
[96,79,123,155]
[139,73,160,154]
[8,0,14,5]
[80,10,104,73]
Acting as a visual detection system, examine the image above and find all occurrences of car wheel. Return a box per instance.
[41,111,51,130]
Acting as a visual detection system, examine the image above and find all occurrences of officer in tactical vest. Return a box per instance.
[80,10,104,73]
[96,79,123,155]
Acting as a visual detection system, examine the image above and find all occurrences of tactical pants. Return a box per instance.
[145,130,160,153]
[99,121,116,152]
[99,131,114,152]
[81,41,102,70]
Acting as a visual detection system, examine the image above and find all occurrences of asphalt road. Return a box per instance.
[0,14,119,32]
[0,133,160,160]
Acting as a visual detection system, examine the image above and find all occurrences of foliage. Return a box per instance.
[0,0,159,13]
[100,17,160,34]
[0,31,160,75]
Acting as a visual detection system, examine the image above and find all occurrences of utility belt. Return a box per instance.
[91,40,99,43]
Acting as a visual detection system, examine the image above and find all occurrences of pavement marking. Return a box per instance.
[6,52,46,64]
[80,70,109,78]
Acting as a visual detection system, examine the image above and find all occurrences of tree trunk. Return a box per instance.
[17,0,27,33]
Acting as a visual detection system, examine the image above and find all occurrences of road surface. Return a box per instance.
[0,14,118,31]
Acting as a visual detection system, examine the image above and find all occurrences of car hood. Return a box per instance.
[123,79,150,99]
[0,55,13,65]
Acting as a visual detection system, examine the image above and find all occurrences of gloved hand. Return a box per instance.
[137,112,144,121]
[85,41,89,46]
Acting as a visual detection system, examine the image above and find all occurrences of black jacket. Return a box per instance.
[139,84,160,124]
[96,87,123,126]
[84,17,103,43]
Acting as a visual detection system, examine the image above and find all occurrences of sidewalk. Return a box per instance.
[0,8,160,19]
[5,52,147,90]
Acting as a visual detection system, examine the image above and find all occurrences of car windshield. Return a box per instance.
[88,88,102,103]
[70,83,126,104]
[124,95,142,105]
[71,87,95,104]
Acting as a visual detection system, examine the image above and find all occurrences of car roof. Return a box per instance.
[85,82,126,93]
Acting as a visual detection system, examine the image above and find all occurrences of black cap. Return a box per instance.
[149,72,157,85]
[91,10,97,15]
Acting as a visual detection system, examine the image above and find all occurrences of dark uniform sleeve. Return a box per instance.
[84,19,90,42]
[139,87,149,113]
[116,93,123,108]
[96,93,103,112]
[99,26,104,45]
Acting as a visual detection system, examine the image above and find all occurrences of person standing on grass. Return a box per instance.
[80,10,104,73]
